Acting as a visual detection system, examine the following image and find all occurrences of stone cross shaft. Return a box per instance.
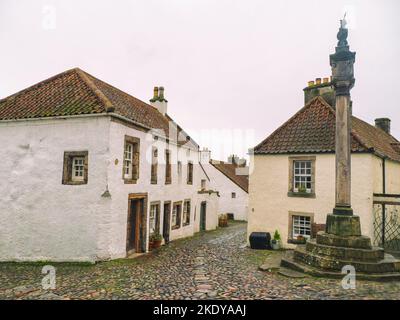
[329,19,356,216]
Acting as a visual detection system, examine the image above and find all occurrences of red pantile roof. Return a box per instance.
[253,96,400,162]
[210,161,249,193]
[0,68,198,148]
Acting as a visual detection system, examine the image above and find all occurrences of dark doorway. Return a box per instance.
[126,194,147,254]
[163,202,171,244]
[200,201,207,232]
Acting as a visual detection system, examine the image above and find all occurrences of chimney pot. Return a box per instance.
[159,86,165,100]
[308,81,315,87]
[323,77,329,84]
[153,87,159,100]
[315,78,322,85]
[375,118,391,134]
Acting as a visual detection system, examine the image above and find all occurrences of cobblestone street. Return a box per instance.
[1,222,400,300]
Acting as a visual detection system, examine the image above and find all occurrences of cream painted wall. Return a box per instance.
[372,157,400,194]
[248,153,376,248]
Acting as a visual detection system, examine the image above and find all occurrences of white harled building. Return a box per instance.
[0,68,221,262]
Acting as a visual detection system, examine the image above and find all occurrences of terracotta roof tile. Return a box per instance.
[210,160,249,193]
[254,96,400,162]
[0,68,198,148]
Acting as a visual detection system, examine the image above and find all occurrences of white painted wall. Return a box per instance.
[248,153,377,248]
[0,115,220,262]
[0,116,111,262]
[201,163,249,221]
[106,119,219,259]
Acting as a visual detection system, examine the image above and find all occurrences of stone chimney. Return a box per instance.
[303,77,335,106]
[237,158,247,167]
[375,118,391,134]
[150,86,168,115]
[228,154,240,165]
[200,147,211,164]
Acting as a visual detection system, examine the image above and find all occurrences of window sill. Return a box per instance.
[151,181,158,185]
[187,182,193,185]
[165,181,172,185]
[63,180,87,185]
[287,191,315,198]
[183,223,190,227]
[124,179,138,184]
[172,225,180,230]
[287,238,308,245]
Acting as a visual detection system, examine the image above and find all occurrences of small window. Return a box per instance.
[72,157,85,182]
[201,179,206,190]
[293,161,312,193]
[183,200,191,226]
[292,215,311,239]
[123,143,133,180]
[149,203,160,235]
[231,192,236,199]
[122,136,140,183]
[186,148,191,157]
[187,161,193,185]
[151,147,158,184]
[172,202,182,229]
[165,149,172,184]
[62,151,88,185]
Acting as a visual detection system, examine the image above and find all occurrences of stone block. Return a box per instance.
[326,214,361,236]
[316,232,372,249]
[306,239,384,262]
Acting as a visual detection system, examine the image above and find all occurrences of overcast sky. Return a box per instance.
[0,0,399,161]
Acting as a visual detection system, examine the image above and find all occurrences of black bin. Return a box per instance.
[249,232,271,250]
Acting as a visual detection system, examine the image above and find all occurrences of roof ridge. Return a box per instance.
[316,97,370,152]
[0,68,79,104]
[74,69,113,112]
[209,161,248,193]
[253,96,324,152]
[80,70,160,113]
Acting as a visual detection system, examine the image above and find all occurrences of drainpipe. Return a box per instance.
[382,157,386,245]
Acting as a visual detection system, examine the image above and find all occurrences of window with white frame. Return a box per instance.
[122,136,140,182]
[292,215,311,238]
[62,151,88,185]
[231,192,236,199]
[183,200,191,226]
[123,143,133,180]
[293,160,312,193]
[72,157,85,181]
[149,204,160,234]
[201,179,206,190]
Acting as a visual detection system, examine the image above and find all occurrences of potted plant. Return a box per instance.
[298,185,307,193]
[149,233,163,250]
[271,230,281,250]
[296,235,306,244]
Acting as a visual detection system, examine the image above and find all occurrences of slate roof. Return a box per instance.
[210,161,249,193]
[253,96,400,162]
[0,68,198,148]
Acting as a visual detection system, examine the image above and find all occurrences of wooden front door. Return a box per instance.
[127,198,145,253]
[163,202,171,244]
[200,202,207,231]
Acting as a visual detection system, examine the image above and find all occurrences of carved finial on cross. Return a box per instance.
[340,12,347,29]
